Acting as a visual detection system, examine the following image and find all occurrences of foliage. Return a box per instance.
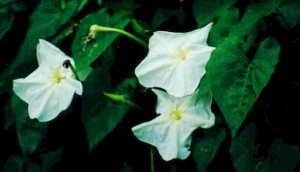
[1,0,300,171]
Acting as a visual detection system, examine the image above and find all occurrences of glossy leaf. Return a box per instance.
[207,37,280,137]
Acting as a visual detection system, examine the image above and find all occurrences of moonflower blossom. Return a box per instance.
[135,23,215,97]
[13,39,83,122]
[132,89,215,161]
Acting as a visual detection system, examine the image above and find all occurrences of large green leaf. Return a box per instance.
[209,8,240,46]
[193,0,236,27]
[71,9,130,80]
[230,122,256,172]
[80,47,137,150]
[11,95,48,155]
[0,0,79,93]
[230,0,281,38]
[82,74,137,151]
[192,128,226,172]
[207,37,280,137]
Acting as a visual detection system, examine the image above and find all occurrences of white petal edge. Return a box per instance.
[132,115,191,161]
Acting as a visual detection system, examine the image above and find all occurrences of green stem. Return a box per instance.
[69,64,79,80]
[90,25,148,48]
[170,161,177,172]
[150,147,155,172]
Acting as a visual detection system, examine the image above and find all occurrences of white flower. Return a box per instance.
[132,89,215,161]
[13,39,83,122]
[135,23,215,97]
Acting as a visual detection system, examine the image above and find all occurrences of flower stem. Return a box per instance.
[150,147,155,172]
[171,161,177,172]
[89,25,148,48]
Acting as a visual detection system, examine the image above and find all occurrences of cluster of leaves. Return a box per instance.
[1,0,300,171]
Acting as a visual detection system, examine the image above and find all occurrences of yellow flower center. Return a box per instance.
[176,48,188,60]
[171,107,182,120]
[53,69,64,83]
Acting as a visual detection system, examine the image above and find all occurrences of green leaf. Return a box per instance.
[193,0,236,27]
[39,149,62,172]
[207,37,280,137]
[277,0,300,29]
[2,155,24,172]
[209,8,240,46]
[152,8,173,29]
[82,75,137,151]
[192,128,227,172]
[71,9,130,80]
[78,0,89,12]
[131,19,149,36]
[3,97,16,130]
[231,0,280,38]
[0,0,79,93]
[12,95,48,155]
[80,47,137,151]
[230,122,256,172]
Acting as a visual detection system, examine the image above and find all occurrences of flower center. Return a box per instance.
[170,107,182,120]
[176,48,188,60]
[53,69,64,83]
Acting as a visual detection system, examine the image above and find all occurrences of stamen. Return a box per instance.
[171,107,182,120]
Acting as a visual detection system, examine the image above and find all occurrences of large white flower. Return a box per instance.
[132,89,215,161]
[13,39,83,122]
[135,23,215,97]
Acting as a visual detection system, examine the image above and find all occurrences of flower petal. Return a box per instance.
[132,115,191,160]
[149,31,185,54]
[183,107,215,129]
[13,78,77,122]
[152,89,177,115]
[37,39,73,68]
[13,78,54,119]
[136,56,188,97]
[182,22,214,47]
[33,82,76,122]
[64,78,83,95]
[135,23,215,97]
